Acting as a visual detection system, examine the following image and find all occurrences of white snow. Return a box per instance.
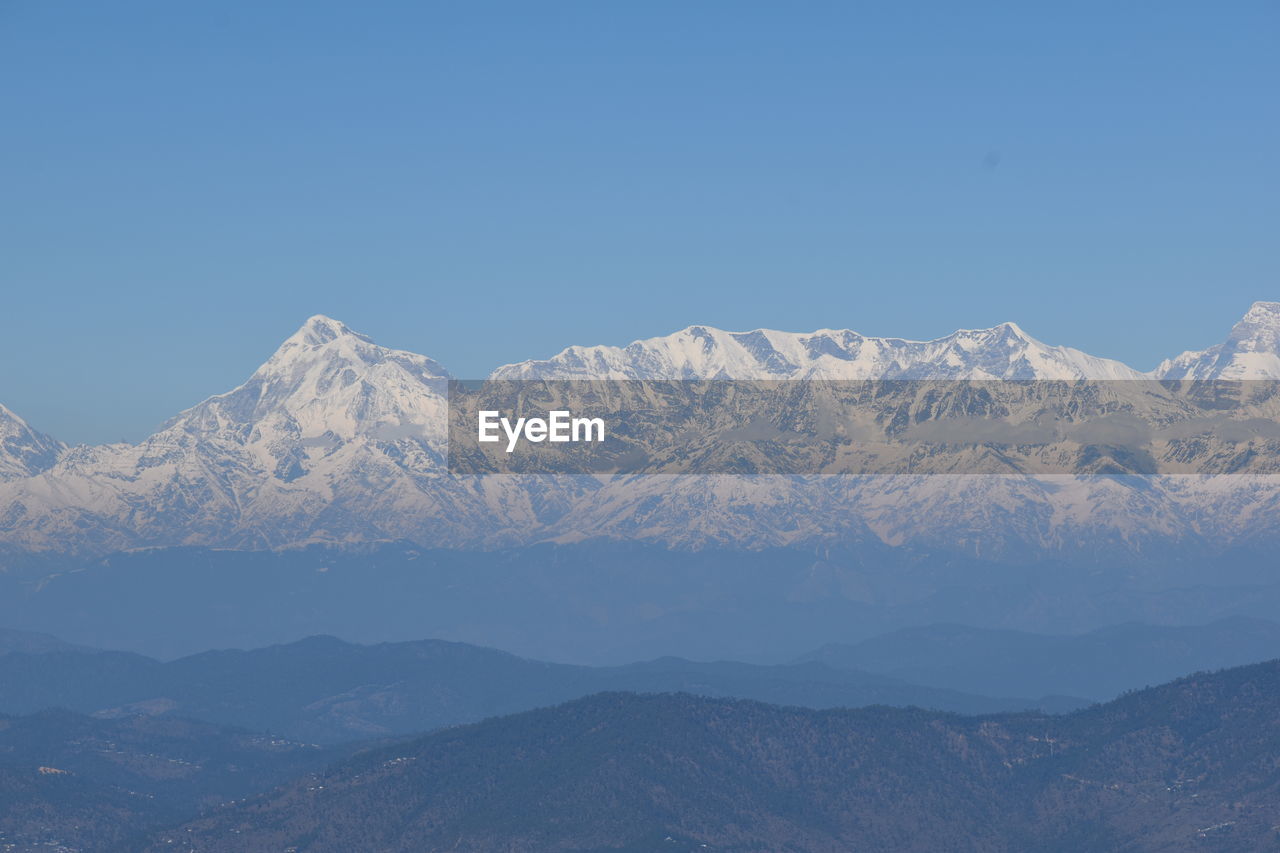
[1,305,1280,556]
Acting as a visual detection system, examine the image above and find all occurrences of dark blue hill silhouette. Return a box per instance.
[0,632,1051,744]
[150,659,1280,852]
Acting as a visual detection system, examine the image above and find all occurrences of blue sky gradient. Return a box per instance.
[2,1,1276,443]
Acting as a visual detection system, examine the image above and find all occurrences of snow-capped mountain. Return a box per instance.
[493,322,1143,381]
[163,314,451,476]
[0,404,64,482]
[0,316,565,553]
[1,304,1279,558]
[1155,301,1280,379]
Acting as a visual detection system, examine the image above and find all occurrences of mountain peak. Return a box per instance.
[1243,300,1280,317]
[1156,302,1280,379]
[1234,302,1280,338]
[159,314,450,459]
[288,315,370,348]
[996,321,1030,339]
[260,315,388,375]
[943,321,1035,346]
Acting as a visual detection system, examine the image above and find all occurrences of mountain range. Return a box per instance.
[2,303,1280,559]
[0,630,1060,745]
[147,660,1280,852]
[4,648,1280,852]
[5,616,1279,746]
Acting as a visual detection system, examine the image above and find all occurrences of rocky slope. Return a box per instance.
[0,404,64,483]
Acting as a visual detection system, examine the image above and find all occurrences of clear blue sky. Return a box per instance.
[2,1,1276,443]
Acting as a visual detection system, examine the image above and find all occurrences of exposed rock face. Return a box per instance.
[0,404,64,482]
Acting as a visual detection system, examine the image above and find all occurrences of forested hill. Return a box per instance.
[154,660,1280,852]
